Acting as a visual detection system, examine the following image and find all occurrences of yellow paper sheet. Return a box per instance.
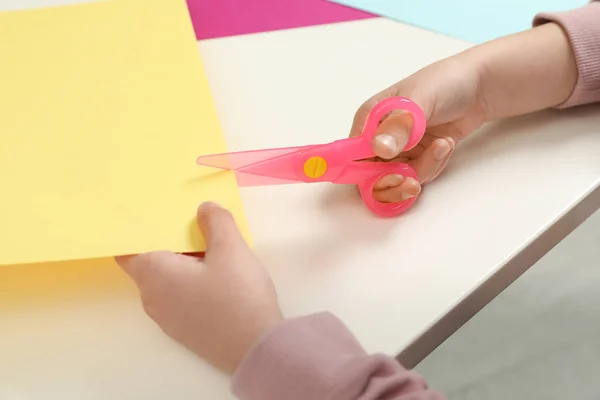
[0,258,133,310]
[0,0,249,266]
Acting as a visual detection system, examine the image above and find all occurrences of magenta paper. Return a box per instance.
[186,0,375,40]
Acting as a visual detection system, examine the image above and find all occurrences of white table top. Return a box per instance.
[2,1,600,399]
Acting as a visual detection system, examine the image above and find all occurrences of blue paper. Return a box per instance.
[328,0,586,43]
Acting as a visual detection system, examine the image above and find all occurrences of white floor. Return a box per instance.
[416,210,600,399]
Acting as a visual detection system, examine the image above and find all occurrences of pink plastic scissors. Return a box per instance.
[197,97,426,217]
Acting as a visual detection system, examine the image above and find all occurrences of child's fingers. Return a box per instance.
[408,137,454,184]
[373,177,421,203]
[373,174,405,191]
[371,137,454,203]
[116,251,183,286]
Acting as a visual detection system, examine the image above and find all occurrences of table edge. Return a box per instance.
[397,180,600,369]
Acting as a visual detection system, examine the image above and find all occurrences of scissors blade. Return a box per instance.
[198,146,310,185]
[197,147,303,170]
[234,171,301,186]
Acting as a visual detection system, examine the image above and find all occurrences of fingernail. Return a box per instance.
[375,133,398,152]
[434,139,451,161]
[401,192,416,201]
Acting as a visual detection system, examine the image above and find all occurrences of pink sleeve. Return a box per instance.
[231,313,445,400]
[534,1,600,108]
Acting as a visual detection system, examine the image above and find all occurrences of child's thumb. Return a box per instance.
[197,202,246,256]
[350,91,432,160]
[372,110,414,160]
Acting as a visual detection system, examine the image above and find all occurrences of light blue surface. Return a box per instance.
[329,0,586,43]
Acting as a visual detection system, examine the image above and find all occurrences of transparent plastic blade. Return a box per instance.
[234,171,300,186]
[197,147,303,170]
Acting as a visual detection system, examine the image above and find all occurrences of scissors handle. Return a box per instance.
[361,97,426,152]
[354,97,426,217]
[353,162,419,217]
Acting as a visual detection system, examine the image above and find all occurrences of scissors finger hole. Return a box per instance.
[359,166,420,217]
[362,97,426,151]
[378,109,412,124]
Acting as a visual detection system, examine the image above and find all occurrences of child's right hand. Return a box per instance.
[358,22,579,204]
[352,54,487,203]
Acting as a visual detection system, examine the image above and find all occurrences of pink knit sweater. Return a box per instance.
[534,2,600,107]
[232,4,600,400]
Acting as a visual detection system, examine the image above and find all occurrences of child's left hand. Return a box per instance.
[116,202,283,374]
